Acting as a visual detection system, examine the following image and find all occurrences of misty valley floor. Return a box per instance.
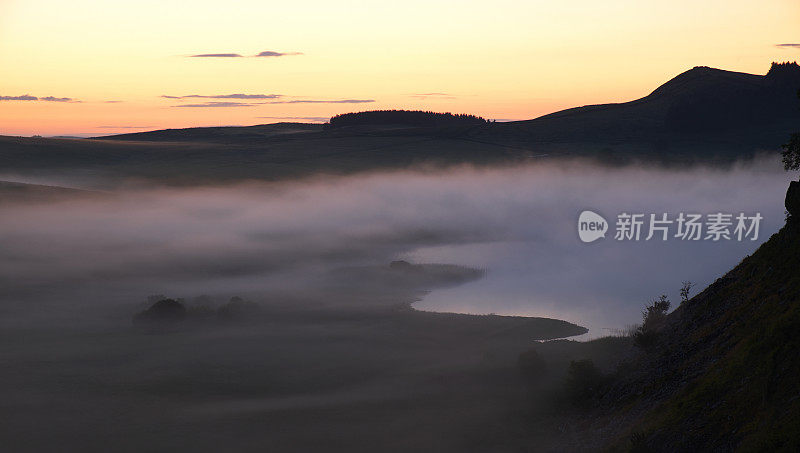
[0,156,793,452]
[0,306,587,453]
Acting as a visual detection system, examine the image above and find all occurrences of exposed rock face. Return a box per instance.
[786,180,800,217]
[133,298,187,324]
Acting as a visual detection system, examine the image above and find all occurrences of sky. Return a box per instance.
[0,0,798,136]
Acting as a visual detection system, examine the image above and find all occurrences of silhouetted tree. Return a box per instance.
[680,281,695,304]
[782,89,800,171]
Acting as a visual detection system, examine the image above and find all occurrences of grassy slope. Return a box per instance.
[95,122,323,141]
[0,180,104,203]
[0,122,788,190]
[0,130,530,187]
[600,216,800,451]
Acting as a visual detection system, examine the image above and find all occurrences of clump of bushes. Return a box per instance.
[216,296,260,320]
[629,430,650,452]
[633,294,670,349]
[517,349,548,384]
[564,359,607,404]
[389,260,416,271]
[133,298,187,324]
[133,295,260,326]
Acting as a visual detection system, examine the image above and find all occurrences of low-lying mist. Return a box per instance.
[0,156,794,452]
[0,156,792,332]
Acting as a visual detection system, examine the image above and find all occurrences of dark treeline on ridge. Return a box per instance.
[766,60,800,81]
[325,110,488,129]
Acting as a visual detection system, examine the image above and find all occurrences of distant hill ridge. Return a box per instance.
[94,62,799,153]
[98,122,322,142]
[1,63,798,185]
[500,61,800,141]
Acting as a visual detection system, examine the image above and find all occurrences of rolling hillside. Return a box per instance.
[477,62,800,161]
[0,63,797,187]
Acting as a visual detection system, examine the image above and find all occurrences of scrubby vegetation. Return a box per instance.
[217,296,260,320]
[133,298,186,324]
[564,359,608,404]
[325,110,488,129]
[679,280,695,304]
[633,294,670,349]
[583,210,800,451]
[133,295,260,325]
[782,88,800,171]
[513,209,800,451]
[517,349,547,385]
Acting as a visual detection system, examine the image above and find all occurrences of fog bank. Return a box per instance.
[0,157,792,333]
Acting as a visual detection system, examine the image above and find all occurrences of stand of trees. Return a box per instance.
[325,110,488,129]
[767,61,800,81]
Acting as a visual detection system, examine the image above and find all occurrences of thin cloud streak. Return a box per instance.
[187,50,303,58]
[162,95,371,107]
[162,94,283,100]
[256,51,303,57]
[1,95,38,101]
[264,99,374,104]
[408,93,456,99]
[775,43,800,48]
[40,96,76,102]
[172,102,257,108]
[96,126,153,129]
[190,53,243,58]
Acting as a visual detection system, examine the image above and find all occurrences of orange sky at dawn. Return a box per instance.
[1,0,798,136]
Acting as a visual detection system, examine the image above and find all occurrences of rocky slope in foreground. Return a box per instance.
[573,187,800,451]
